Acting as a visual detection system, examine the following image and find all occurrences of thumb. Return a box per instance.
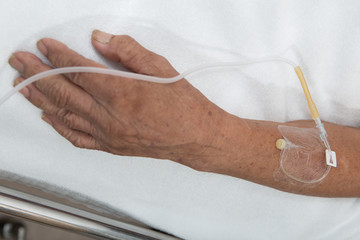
[91,30,177,77]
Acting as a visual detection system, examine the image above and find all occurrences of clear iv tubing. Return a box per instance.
[0,56,331,159]
[0,57,297,106]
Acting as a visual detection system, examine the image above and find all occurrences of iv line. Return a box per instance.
[0,56,336,167]
[0,57,296,106]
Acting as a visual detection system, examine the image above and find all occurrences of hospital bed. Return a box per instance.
[1,1,360,239]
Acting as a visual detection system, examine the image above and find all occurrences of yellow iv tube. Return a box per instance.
[294,66,320,120]
[293,66,336,167]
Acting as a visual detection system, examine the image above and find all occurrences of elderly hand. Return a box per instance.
[8,30,231,169]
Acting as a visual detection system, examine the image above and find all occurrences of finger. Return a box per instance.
[14,76,54,109]
[13,77,30,98]
[44,110,95,134]
[91,30,178,77]
[9,52,99,119]
[14,77,95,134]
[37,38,109,94]
[42,113,101,150]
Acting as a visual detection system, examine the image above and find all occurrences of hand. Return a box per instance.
[8,30,230,168]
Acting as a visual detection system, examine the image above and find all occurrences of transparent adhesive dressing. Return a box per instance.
[0,57,336,169]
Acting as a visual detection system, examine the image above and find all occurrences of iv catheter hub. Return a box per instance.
[326,150,337,167]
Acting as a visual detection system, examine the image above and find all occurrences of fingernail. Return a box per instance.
[19,86,30,98]
[92,29,113,44]
[42,114,52,125]
[8,54,24,73]
[37,40,48,55]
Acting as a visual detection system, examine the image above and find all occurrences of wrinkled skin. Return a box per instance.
[8,31,229,169]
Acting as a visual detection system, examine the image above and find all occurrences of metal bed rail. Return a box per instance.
[0,186,179,240]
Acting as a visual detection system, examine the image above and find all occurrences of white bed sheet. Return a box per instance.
[0,0,360,239]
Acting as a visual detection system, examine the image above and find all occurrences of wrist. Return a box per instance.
[173,108,252,173]
[183,113,283,181]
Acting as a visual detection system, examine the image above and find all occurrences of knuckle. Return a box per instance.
[53,52,70,67]
[61,130,86,149]
[37,99,57,115]
[48,83,72,108]
[116,36,140,60]
[137,53,156,65]
[26,60,46,77]
[68,71,91,85]
[35,98,47,110]
[114,35,171,76]
[66,132,83,148]
[62,129,74,143]
[55,52,87,68]
[71,56,89,66]
[48,43,71,64]
[114,35,136,55]
[117,35,136,47]
[55,109,74,127]
[130,53,160,75]
[140,62,161,76]
[66,56,94,80]
[71,138,85,149]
